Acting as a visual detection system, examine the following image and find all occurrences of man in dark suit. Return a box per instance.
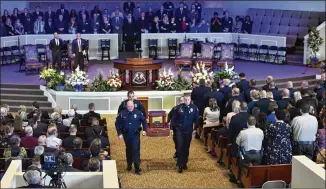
[137,12,149,34]
[70,137,90,158]
[79,5,90,20]
[156,5,168,21]
[32,6,44,22]
[269,82,281,101]
[55,14,68,34]
[145,7,155,23]
[219,79,232,102]
[262,75,274,91]
[244,79,258,102]
[20,8,29,25]
[221,11,233,32]
[71,33,87,70]
[123,0,136,14]
[236,73,250,94]
[78,13,90,34]
[56,4,69,21]
[23,13,34,34]
[191,79,211,117]
[45,18,55,34]
[71,104,83,119]
[192,0,202,20]
[62,125,77,148]
[225,88,245,114]
[49,32,63,71]
[277,89,294,110]
[44,6,55,22]
[175,2,188,22]
[87,125,109,148]
[203,82,225,109]
[123,14,136,52]
[228,102,250,157]
[163,0,174,19]
[63,153,82,172]
[83,103,101,123]
[296,89,318,111]
[257,90,271,114]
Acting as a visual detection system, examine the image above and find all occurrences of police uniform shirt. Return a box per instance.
[171,104,199,133]
[115,109,147,136]
[118,99,145,115]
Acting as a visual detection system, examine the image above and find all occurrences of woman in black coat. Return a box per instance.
[242,15,253,34]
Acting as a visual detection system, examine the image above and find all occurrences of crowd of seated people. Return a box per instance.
[0,1,254,37]
[190,74,325,182]
[0,101,110,174]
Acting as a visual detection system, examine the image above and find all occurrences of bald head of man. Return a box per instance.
[126,100,135,112]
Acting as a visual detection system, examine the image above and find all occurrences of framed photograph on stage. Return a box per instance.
[132,71,147,86]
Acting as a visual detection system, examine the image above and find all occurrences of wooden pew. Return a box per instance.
[72,157,89,170]
[222,144,232,169]
[240,164,292,188]
[231,156,240,180]
[214,136,229,162]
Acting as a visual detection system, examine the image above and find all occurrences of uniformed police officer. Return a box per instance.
[115,100,147,175]
[118,90,146,115]
[171,95,199,173]
[167,96,185,159]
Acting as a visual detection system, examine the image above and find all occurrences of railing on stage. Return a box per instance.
[141,33,286,58]
[0,160,119,188]
[0,34,119,60]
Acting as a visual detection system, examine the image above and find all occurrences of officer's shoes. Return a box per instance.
[183,165,188,170]
[127,165,132,171]
[135,168,142,175]
[177,166,183,173]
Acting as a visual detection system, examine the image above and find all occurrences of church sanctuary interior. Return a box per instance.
[1,0,326,188]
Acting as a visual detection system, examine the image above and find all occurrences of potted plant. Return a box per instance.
[156,67,175,91]
[66,66,89,92]
[190,62,213,87]
[90,69,109,92]
[107,70,122,91]
[39,67,56,88]
[213,63,239,85]
[308,27,324,66]
[173,68,192,91]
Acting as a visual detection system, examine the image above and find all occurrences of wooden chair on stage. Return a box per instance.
[217,44,235,70]
[45,45,52,68]
[196,43,215,69]
[23,45,44,75]
[175,42,194,70]
[67,43,89,72]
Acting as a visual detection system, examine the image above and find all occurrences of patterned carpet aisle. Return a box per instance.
[104,115,236,188]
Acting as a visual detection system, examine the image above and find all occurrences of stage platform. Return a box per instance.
[1,60,322,114]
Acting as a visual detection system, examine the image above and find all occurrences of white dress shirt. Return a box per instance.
[236,125,264,151]
[291,113,318,142]
[46,135,62,148]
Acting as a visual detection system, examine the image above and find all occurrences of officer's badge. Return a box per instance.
[134,114,137,118]
[135,103,138,108]
[179,108,183,113]
[190,108,193,112]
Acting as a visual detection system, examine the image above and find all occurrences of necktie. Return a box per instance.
[116,17,118,23]
[56,39,59,46]
[38,22,41,33]
[78,40,81,52]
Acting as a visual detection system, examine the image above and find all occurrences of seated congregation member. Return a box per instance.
[71,104,83,119]
[3,135,27,159]
[34,146,44,156]
[278,89,295,110]
[68,17,78,34]
[20,168,44,188]
[137,12,149,34]
[37,135,56,153]
[291,103,318,159]
[83,103,101,125]
[5,18,15,36]
[63,153,81,172]
[21,126,38,149]
[221,11,233,32]
[118,90,145,115]
[55,14,68,34]
[151,16,161,33]
[27,101,39,120]
[62,124,78,148]
[241,15,252,34]
[44,18,55,34]
[197,19,210,33]
[229,102,250,158]
[17,105,28,121]
[2,104,14,120]
[87,158,101,172]
[70,137,90,158]
[236,73,250,94]
[63,109,76,127]
[46,124,62,149]
[233,16,242,33]
[31,113,47,138]
[226,100,240,129]
[203,98,220,151]
[189,18,198,33]
[269,82,281,101]
[0,123,14,148]
[79,13,90,34]
[51,112,68,133]
[85,118,100,139]
[33,16,45,34]
[179,16,190,33]
[160,15,170,33]
[264,110,292,165]
[236,116,264,165]
[170,17,177,33]
[14,19,24,35]
[247,90,259,113]
[257,90,271,114]
[88,125,109,149]
[101,16,111,34]
[215,117,229,144]
[225,88,245,114]
[266,102,278,124]
[89,138,102,157]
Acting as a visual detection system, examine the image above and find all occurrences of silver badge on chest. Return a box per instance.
[134,114,137,118]
[135,103,138,108]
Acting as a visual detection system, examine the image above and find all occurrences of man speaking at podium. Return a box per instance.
[72,33,87,71]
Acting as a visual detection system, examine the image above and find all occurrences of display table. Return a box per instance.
[113,59,163,90]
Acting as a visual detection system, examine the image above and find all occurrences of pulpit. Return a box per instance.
[137,97,148,118]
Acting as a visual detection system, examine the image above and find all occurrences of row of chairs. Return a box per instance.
[249,8,325,21]
[253,16,320,28]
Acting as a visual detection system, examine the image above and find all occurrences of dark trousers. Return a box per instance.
[124,35,134,51]
[76,52,84,70]
[123,134,140,168]
[238,153,262,179]
[176,132,192,167]
[52,51,62,70]
[173,128,177,152]
[293,143,315,160]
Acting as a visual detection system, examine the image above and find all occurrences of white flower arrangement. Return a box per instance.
[190,62,213,85]
[156,67,175,90]
[107,69,122,91]
[66,66,89,87]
